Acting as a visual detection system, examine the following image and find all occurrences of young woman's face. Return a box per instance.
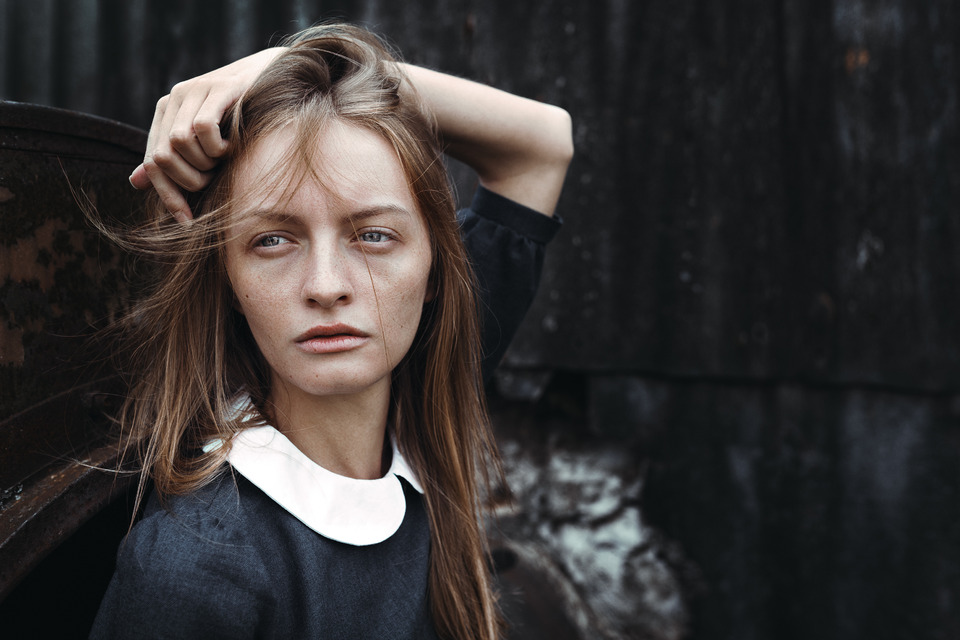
[224,120,433,402]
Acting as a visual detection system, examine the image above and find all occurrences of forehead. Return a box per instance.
[230,120,417,215]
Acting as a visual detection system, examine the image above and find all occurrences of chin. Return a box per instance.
[283,372,391,399]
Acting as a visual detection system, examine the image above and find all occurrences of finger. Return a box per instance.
[151,144,214,192]
[150,96,214,193]
[140,94,170,175]
[171,132,219,173]
[169,90,220,172]
[129,164,150,190]
[132,96,175,189]
[143,160,194,222]
[193,88,243,159]
[145,88,209,190]
[130,161,211,194]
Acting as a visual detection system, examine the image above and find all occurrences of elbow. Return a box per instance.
[549,106,575,169]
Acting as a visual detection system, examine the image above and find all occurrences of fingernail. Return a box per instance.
[128,174,138,189]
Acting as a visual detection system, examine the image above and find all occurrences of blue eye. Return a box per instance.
[360,231,388,243]
[257,235,287,247]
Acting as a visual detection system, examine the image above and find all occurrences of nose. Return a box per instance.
[301,244,352,308]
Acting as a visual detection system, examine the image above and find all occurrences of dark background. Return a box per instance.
[3,1,960,638]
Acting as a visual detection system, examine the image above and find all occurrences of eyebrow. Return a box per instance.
[245,204,414,225]
[347,205,415,223]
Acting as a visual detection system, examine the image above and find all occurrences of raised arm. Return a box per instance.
[131,50,572,220]
[130,48,284,221]
[399,64,573,217]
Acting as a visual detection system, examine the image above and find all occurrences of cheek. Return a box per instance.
[380,258,432,331]
[228,267,282,329]
[403,252,433,307]
[237,286,277,320]
[228,247,277,308]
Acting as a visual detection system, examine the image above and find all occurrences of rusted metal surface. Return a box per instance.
[0,103,144,378]
[0,100,144,457]
[0,439,133,601]
[0,101,144,601]
[0,380,122,504]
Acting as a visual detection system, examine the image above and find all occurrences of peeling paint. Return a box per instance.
[494,436,689,639]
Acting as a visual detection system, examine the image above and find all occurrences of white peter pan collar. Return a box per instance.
[210,398,424,547]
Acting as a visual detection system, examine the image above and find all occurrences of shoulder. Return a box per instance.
[91,473,276,639]
[127,470,268,563]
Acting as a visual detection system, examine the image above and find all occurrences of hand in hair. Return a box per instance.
[397,63,573,217]
[129,47,283,222]
[131,41,573,222]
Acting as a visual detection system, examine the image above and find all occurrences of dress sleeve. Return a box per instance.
[89,493,272,639]
[457,186,562,383]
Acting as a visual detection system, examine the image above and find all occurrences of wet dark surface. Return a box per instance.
[0,482,132,638]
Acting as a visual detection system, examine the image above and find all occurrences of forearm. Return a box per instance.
[399,64,573,216]
[135,44,572,220]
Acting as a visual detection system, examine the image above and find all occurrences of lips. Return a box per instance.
[295,323,370,354]
[295,323,368,342]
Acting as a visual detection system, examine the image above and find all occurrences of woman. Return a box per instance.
[92,23,571,639]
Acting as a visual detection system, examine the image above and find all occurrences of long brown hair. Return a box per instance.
[104,24,503,640]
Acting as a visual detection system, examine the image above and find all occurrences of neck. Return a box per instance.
[266,378,392,480]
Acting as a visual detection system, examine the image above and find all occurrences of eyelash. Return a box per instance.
[251,228,396,250]
[255,235,289,248]
[357,229,394,244]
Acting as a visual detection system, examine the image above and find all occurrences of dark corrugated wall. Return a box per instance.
[3,0,960,639]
